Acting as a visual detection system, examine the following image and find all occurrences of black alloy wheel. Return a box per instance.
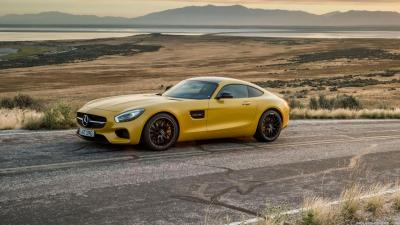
[254,110,282,142]
[142,113,179,151]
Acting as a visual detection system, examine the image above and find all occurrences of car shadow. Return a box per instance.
[76,137,257,156]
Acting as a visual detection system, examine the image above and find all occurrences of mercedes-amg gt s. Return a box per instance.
[76,77,289,150]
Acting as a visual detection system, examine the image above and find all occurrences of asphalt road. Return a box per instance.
[1,120,400,225]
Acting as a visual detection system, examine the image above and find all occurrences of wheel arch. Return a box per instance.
[253,107,284,141]
[140,111,181,143]
[258,107,284,127]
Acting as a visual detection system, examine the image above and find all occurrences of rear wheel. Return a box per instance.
[142,113,179,151]
[254,109,282,142]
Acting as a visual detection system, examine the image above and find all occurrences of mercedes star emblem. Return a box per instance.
[82,114,89,127]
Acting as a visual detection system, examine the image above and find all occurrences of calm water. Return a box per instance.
[1,27,400,41]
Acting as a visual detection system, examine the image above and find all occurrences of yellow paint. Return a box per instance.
[77,77,289,144]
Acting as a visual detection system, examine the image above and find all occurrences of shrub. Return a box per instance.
[318,95,335,110]
[42,103,75,129]
[380,69,398,77]
[254,183,400,225]
[13,94,30,108]
[301,212,316,225]
[393,192,400,212]
[258,203,291,225]
[329,87,338,92]
[288,97,305,109]
[308,95,362,110]
[23,103,75,130]
[0,97,15,109]
[0,94,42,110]
[286,96,304,109]
[309,97,319,110]
[292,48,400,64]
[365,186,386,217]
[300,197,338,225]
[339,185,362,222]
[365,198,384,217]
[377,102,392,110]
[23,117,43,130]
[290,108,400,120]
[334,95,362,110]
[295,90,309,99]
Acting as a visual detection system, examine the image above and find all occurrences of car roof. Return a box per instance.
[186,76,267,95]
[188,76,251,85]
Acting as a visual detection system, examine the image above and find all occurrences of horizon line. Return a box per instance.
[1,4,400,18]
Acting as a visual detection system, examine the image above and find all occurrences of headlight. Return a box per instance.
[115,109,145,123]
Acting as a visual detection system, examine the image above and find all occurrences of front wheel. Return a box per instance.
[254,110,282,142]
[142,113,179,151]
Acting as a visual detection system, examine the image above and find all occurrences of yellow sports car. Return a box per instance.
[76,77,289,150]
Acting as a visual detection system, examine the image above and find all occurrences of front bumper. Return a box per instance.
[76,129,110,144]
[76,107,146,145]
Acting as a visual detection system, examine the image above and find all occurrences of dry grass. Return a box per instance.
[298,185,364,225]
[0,102,76,130]
[250,183,400,225]
[393,183,400,212]
[1,35,400,108]
[24,103,76,130]
[255,204,292,225]
[298,184,399,225]
[0,108,43,129]
[364,184,390,217]
[338,184,363,222]
[394,193,400,212]
[301,197,338,225]
[290,108,400,119]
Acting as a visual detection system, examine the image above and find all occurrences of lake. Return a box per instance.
[1,26,400,41]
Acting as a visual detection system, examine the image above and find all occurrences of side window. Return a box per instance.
[219,84,248,98]
[248,86,264,98]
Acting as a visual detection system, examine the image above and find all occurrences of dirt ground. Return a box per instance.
[0,34,399,108]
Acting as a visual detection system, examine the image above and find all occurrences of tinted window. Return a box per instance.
[163,80,218,99]
[218,84,248,98]
[248,86,264,97]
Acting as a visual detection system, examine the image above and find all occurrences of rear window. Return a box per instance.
[248,86,264,97]
[218,84,249,99]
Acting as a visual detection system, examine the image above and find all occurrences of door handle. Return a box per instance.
[242,101,251,106]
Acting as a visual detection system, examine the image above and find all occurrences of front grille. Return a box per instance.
[77,112,107,129]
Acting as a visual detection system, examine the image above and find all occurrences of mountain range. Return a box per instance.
[1,5,400,26]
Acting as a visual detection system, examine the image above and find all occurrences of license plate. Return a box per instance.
[79,128,95,137]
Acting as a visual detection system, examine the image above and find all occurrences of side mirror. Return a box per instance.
[216,92,233,100]
[156,84,174,96]
[165,85,173,91]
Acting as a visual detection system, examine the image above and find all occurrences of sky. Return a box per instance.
[1,0,399,17]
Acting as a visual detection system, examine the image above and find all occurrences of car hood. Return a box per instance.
[84,94,179,112]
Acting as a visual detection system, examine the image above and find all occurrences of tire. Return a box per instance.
[142,113,179,151]
[254,109,282,142]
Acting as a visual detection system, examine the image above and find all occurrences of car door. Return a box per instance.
[207,84,258,138]
[165,80,218,142]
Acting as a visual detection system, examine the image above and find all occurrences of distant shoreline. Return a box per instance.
[1,26,400,41]
[2,24,400,30]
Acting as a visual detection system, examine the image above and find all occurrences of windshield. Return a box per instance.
[163,80,218,99]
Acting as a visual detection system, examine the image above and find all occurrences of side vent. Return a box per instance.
[190,110,205,119]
